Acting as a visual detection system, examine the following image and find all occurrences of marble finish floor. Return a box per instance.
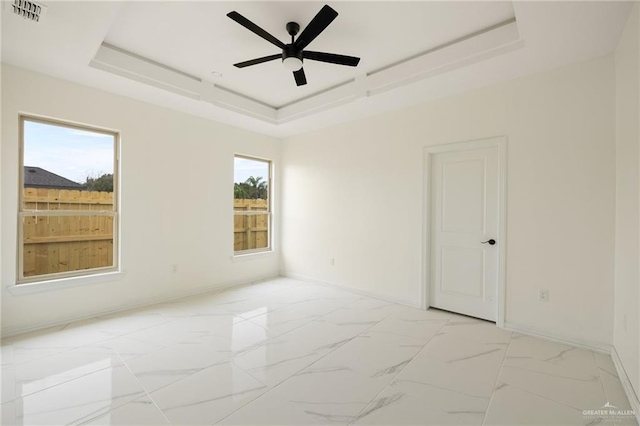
[1,277,636,425]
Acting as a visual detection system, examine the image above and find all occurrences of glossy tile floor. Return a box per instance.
[1,278,636,425]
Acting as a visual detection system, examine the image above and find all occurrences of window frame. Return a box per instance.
[233,154,273,256]
[17,115,120,284]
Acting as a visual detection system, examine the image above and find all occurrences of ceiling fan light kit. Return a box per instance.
[282,57,303,72]
[227,4,361,87]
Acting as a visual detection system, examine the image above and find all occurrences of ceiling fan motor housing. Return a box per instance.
[283,44,303,61]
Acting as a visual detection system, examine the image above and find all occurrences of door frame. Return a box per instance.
[422,136,507,327]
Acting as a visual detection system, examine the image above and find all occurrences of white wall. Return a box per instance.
[614,2,640,397]
[281,54,616,349]
[1,65,280,335]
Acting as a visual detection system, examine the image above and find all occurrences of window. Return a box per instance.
[18,116,118,283]
[233,155,271,254]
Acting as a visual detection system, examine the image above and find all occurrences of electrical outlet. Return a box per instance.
[171,264,178,274]
[330,258,335,266]
[538,289,549,302]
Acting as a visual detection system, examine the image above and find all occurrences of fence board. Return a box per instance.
[22,188,115,278]
[234,199,268,251]
[21,189,268,277]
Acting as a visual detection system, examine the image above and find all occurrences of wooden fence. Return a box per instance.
[22,187,114,278]
[234,199,269,252]
[21,189,267,277]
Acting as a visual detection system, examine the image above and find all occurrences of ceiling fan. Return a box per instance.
[227,4,360,87]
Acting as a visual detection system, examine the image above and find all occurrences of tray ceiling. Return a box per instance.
[104,1,516,107]
[1,1,634,137]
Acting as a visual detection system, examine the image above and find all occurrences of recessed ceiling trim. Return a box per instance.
[90,44,277,123]
[201,83,277,123]
[90,44,202,98]
[277,81,358,124]
[277,19,522,123]
[366,19,520,95]
[89,19,521,126]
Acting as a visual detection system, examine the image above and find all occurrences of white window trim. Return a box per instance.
[233,154,272,257]
[7,271,126,296]
[231,249,275,262]
[17,115,120,285]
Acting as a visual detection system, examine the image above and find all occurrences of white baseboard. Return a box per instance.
[1,274,279,338]
[503,322,611,353]
[285,274,614,356]
[611,346,640,424]
[283,272,422,309]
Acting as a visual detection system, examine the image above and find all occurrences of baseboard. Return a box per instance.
[1,274,280,338]
[284,274,613,356]
[611,346,640,424]
[283,272,422,309]
[503,322,611,353]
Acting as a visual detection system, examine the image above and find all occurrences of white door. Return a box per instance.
[429,143,501,321]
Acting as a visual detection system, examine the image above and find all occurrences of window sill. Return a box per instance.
[232,250,275,263]
[7,271,126,296]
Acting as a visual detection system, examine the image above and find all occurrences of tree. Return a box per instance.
[84,173,113,192]
[245,176,268,199]
[234,183,247,199]
[234,176,267,199]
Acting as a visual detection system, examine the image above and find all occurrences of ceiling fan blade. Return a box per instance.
[227,11,286,49]
[234,54,282,68]
[293,68,307,86]
[303,51,360,67]
[294,5,338,50]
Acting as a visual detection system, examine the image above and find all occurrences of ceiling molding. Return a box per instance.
[3,1,632,137]
[90,44,278,123]
[90,19,522,126]
[278,19,522,123]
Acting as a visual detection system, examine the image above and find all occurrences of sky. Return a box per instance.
[24,120,114,184]
[234,157,269,184]
[24,120,268,186]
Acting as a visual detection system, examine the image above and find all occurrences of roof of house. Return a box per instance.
[24,166,85,190]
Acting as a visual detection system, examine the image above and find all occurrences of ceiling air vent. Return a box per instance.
[11,0,47,23]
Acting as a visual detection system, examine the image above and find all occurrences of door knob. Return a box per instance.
[481,239,496,245]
